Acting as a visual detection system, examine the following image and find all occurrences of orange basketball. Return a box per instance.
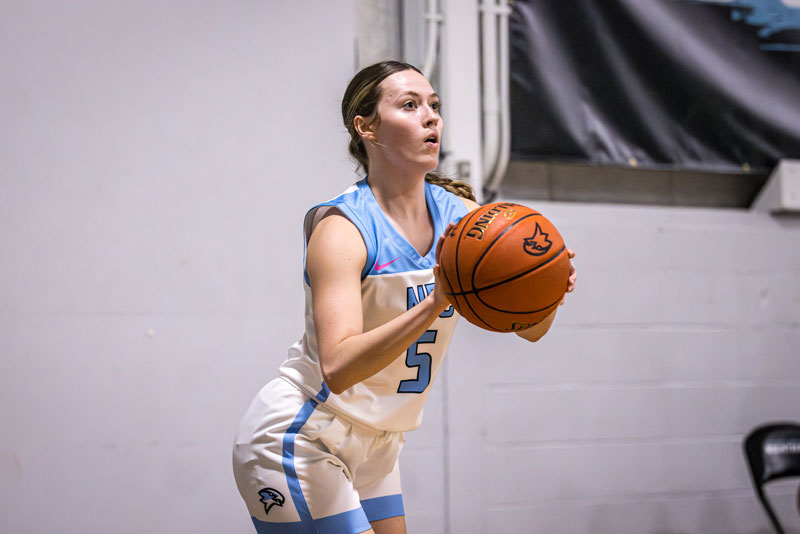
[438,202,570,333]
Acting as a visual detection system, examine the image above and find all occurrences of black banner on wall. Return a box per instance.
[509,0,800,172]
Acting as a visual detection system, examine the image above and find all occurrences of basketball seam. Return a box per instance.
[447,244,566,298]
[469,212,542,297]
[451,207,497,330]
[475,295,562,315]
[453,207,482,294]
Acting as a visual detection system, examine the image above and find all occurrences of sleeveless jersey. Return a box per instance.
[278,179,469,432]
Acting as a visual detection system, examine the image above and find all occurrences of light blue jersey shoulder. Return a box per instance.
[303,179,470,282]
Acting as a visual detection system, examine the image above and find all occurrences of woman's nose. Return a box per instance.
[423,106,439,127]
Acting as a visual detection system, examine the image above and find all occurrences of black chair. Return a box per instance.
[743,422,800,534]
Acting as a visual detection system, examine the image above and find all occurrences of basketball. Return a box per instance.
[438,202,570,333]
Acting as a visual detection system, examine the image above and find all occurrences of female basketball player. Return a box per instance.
[233,61,576,534]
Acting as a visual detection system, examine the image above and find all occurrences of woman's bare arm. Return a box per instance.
[307,213,450,394]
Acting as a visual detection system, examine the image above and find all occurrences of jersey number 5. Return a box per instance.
[397,330,437,394]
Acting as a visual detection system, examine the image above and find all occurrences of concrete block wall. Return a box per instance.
[0,1,357,532]
[440,200,800,533]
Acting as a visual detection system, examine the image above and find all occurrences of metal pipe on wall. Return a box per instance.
[421,0,443,79]
[393,0,513,203]
[438,0,485,196]
[480,0,512,201]
[487,0,512,199]
[480,0,500,186]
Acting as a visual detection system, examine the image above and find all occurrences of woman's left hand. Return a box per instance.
[560,248,577,305]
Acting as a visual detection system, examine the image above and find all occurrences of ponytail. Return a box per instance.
[424,173,476,202]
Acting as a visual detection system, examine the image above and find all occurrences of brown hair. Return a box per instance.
[341,61,475,202]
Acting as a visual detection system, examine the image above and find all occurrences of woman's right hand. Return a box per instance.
[432,222,457,312]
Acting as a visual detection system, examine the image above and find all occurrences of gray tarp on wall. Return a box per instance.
[509,0,800,172]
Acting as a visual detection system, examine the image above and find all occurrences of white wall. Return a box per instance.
[1,1,356,532]
[445,200,800,533]
[2,2,800,534]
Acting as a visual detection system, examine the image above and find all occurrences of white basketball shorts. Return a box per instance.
[232,377,405,533]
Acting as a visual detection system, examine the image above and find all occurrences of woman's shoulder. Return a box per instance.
[304,180,369,228]
[426,180,478,221]
[309,179,378,221]
[458,196,480,211]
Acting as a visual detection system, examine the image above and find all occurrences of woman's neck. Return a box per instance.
[367,168,428,220]
[367,168,435,256]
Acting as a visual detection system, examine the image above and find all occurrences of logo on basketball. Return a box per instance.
[523,223,553,256]
[258,487,285,515]
[466,202,516,240]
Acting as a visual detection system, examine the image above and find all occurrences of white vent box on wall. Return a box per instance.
[752,159,800,214]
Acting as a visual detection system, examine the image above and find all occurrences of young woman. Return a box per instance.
[233,61,576,534]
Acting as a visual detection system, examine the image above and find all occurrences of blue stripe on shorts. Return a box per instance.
[257,383,376,533]
[281,397,317,524]
[252,384,402,532]
[280,383,331,524]
[251,507,370,534]
[361,494,404,522]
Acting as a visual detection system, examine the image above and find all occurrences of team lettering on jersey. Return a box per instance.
[406,283,454,318]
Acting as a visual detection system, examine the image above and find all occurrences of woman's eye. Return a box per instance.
[431,101,440,112]
[403,101,416,109]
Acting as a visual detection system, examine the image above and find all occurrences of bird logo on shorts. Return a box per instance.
[258,487,285,515]
[523,223,552,256]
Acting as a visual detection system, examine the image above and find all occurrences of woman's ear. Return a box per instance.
[354,115,376,141]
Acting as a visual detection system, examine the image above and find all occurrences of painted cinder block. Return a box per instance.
[485,490,800,534]
[446,199,800,534]
[486,440,749,503]
[485,385,800,443]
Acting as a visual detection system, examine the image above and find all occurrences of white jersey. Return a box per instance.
[279,179,469,432]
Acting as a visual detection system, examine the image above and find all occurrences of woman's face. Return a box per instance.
[368,69,443,173]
